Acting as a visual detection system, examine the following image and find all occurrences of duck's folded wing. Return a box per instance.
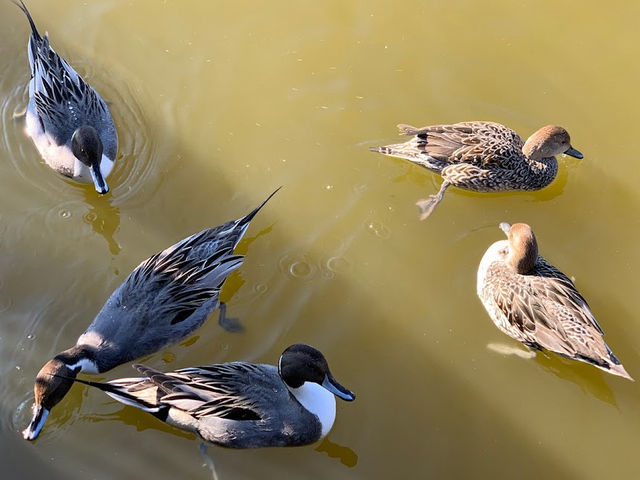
[532,262,604,334]
[135,363,273,421]
[31,36,107,140]
[119,242,243,325]
[491,271,577,356]
[397,122,524,167]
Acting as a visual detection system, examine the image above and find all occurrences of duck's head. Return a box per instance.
[278,344,355,402]
[499,222,539,274]
[22,357,78,441]
[522,125,583,161]
[71,126,109,194]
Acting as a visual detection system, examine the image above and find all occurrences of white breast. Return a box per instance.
[477,240,508,296]
[289,382,337,438]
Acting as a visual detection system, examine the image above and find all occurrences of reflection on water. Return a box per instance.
[82,189,121,255]
[315,437,358,468]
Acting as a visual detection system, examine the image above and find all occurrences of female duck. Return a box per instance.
[477,222,632,380]
[71,344,355,447]
[22,189,279,441]
[15,1,117,194]
[370,122,583,219]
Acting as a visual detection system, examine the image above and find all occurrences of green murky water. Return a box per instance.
[1,1,639,478]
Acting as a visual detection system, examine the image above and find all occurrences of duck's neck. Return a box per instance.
[55,344,100,374]
[289,382,336,438]
[521,152,558,188]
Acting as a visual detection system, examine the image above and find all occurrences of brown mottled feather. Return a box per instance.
[478,223,631,380]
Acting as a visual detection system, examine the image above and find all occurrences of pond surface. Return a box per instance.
[1,1,639,478]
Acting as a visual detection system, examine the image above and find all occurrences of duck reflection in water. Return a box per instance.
[82,188,121,255]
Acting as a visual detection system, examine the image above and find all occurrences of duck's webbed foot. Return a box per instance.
[199,442,219,480]
[415,181,450,220]
[487,342,537,359]
[218,302,244,333]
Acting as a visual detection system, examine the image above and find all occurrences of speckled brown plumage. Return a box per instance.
[477,223,632,381]
[370,122,583,219]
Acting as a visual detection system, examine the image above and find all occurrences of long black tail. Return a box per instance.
[241,186,282,226]
[13,1,42,40]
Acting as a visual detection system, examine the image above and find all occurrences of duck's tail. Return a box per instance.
[240,186,282,226]
[65,374,164,412]
[607,363,634,381]
[13,1,42,41]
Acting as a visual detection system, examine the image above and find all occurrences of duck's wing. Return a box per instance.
[135,362,281,421]
[117,188,281,323]
[120,240,243,326]
[531,260,603,334]
[490,260,608,358]
[395,121,524,167]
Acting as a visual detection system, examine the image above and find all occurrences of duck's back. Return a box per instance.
[27,33,116,158]
[403,121,525,168]
[77,233,243,370]
[167,363,324,448]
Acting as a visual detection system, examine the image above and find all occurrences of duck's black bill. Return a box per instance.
[22,404,49,441]
[564,147,583,159]
[322,374,355,402]
[90,165,109,194]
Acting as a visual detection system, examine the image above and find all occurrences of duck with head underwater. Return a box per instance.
[14,1,117,194]
[22,189,280,440]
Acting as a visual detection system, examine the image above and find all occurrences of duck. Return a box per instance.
[477,222,632,380]
[14,1,117,194]
[69,344,355,447]
[370,122,583,220]
[22,188,279,441]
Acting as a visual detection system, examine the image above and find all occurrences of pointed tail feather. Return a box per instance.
[240,186,281,226]
[64,375,163,411]
[13,1,42,40]
[606,362,634,381]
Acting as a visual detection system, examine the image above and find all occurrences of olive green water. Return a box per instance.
[1,0,639,478]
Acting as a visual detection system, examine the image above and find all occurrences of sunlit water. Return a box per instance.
[1,1,639,479]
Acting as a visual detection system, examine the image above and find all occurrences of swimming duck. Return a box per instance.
[22,188,279,441]
[67,344,355,447]
[14,1,117,194]
[370,122,583,220]
[477,222,632,380]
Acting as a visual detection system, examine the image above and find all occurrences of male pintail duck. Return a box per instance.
[14,1,117,194]
[65,344,355,447]
[22,188,279,441]
[370,122,583,220]
[477,222,632,380]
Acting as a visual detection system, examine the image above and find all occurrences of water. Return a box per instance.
[1,0,639,478]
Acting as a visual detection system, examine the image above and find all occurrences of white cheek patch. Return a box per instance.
[66,358,99,374]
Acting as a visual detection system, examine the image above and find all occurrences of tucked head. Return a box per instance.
[499,222,539,274]
[278,344,355,401]
[22,358,78,441]
[523,125,583,161]
[71,126,109,194]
